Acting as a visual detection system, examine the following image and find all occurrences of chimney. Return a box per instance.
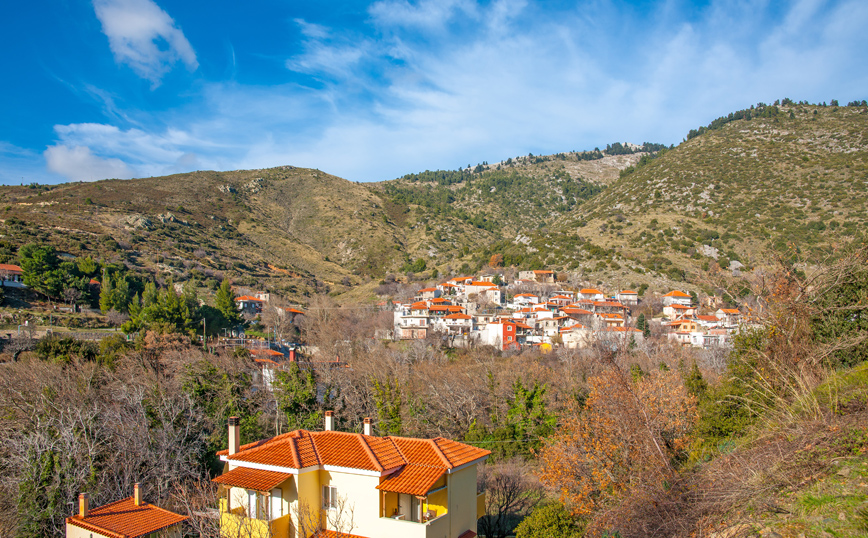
[363,417,372,436]
[78,493,89,518]
[324,411,334,431]
[134,483,141,506]
[228,416,240,455]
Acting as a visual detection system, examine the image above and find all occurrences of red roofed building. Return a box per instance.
[662,290,693,307]
[66,484,187,538]
[0,263,24,287]
[715,308,742,326]
[236,295,265,314]
[578,288,605,302]
[616,290,639,305]
[214,415,489,538]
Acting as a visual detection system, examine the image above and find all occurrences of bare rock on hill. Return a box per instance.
[122,214,153,230]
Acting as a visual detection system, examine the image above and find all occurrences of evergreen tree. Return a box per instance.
[215,279,243,329]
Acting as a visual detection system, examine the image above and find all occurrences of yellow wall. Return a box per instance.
[426,488,448,518]
[448,465,479,538]
[293,471,321,537]
[320,470,382,538]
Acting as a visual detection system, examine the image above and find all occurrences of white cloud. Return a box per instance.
[27,0,868,186]
[92,0,197,84]
[44,145,133,181]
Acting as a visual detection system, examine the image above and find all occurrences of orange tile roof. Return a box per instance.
[0,264,22,273]
[697,315,719,322]
[580,288,603,295]
[663,290,691,297]
[251,348,283,356]
[562,308,593,315]
[376,465,445,496]
[66,497,187,538]
[235,295,264,302]
[513,293,538,298]
[670,304,693,309]
[594,301,627,308]
[316,531,369,538]
[440,282,458,287]
[719,308,740,314]
[253,358,279,366]
[429,297,450,303]
[220,425,490,477]
[418,287,438,292]
[603,327,642,332]
[619,290,637,294]
[212,467,292,491]
[285,308,305,314]
[410,301,429,310]
[533,270,554,274]
[513,322,533,329]
[468,281,497,287]
[444,313,472,320]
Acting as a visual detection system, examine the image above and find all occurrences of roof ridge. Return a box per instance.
[307,430,324,467]
[356,433,384,472]
[428,438,453,469]
[227,431,301,460]
[288,431,302,469]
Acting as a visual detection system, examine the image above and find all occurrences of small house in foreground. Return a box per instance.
[214,414,489,538]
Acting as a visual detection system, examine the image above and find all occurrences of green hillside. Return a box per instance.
[2,101,866,303]
[558,102,868,268]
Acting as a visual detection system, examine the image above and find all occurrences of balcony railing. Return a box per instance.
[377,512,450,538]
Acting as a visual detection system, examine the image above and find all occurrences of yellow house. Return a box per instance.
[213,414,490,538]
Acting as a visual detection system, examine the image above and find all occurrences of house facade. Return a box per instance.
[662,290,693,306]
[214,415,489,538]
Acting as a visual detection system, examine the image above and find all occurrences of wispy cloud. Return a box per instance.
[44,145,132,182]
[92,0,197,84]
[36,0,868,184]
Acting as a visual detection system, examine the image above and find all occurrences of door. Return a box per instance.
[271,488,282,519]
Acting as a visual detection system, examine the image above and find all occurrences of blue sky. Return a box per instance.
[1,0,866,185]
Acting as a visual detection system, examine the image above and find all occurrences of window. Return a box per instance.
[322,485,338,510]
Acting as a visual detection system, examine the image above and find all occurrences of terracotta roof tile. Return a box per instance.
[663,290,691,297]
[212,467,292,491]
[316,531,369,538]
[365,436,405,470]
[376,465,445,496]
[220,428,489,474]
[66,497,187,538]
[580,288,603,294]
[432,437,491,467]
[0,264,22,272]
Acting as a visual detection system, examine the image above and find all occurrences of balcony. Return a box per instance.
[219,498,292,538]
[377,511,450,538]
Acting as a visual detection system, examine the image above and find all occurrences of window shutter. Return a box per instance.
[271,488,282,519]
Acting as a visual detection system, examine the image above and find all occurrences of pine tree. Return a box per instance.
[215,279,243,328]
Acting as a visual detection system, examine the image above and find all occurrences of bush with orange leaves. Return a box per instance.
[536,359,698,532]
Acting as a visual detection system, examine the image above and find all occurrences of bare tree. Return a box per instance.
[478,460,544,538]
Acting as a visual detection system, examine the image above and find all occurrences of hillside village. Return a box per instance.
[392,270,743,351]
